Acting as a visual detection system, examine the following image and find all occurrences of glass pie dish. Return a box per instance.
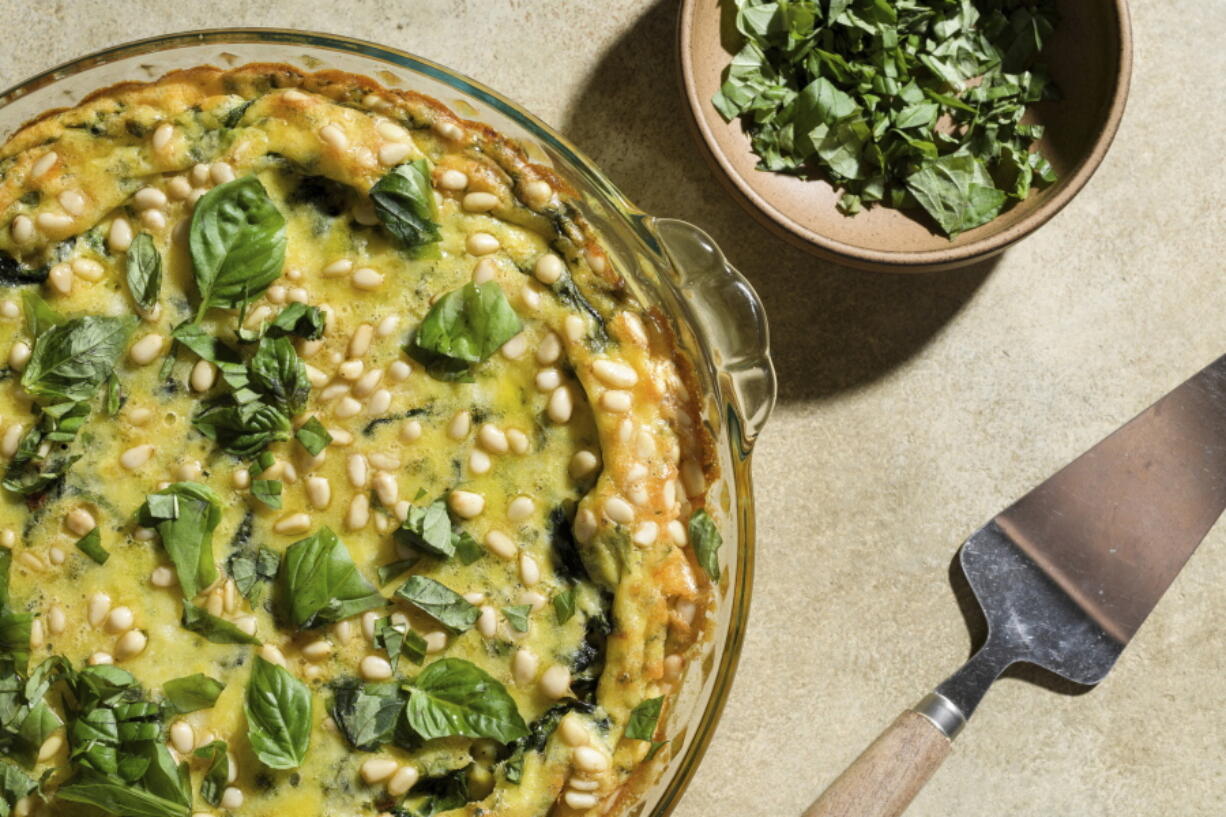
[0,29,777,817]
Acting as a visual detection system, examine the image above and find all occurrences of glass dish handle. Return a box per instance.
[650,218,777,452]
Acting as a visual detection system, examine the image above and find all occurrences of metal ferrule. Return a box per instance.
[912,692,967,740]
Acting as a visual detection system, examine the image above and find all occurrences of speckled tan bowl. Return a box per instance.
[679,0,1133,272]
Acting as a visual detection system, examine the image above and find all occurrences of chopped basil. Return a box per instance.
[625,696,664,741]
[193,740,228,807]
[191,399,292,459]
[251,479,282,509]
[711,0,1058,237]
[294,416,332,457]
[162,674,225,714]
[405,658,528,743]
[401,630,427,667]
[394,575,479,633]
[406,282,522,381]
[370,160,441,255]
[373,617,405,671]
[248,335,309,415]
[552,589,576,625]
[226,545,281,604]
[394,499,455,559]
[279,527,385,629]
[74,526,108,565]
[181,602,261,645]
[453,530,484,565]
[104,373,123,416]
[266,302,326,341]
[688,508,723,581]
[243,657,312,770]
[136,482,222,598]
[502,605,531,633]
[330,680,401,752]
[189,176,287,319]
[1,400,89,496]
[124,232,162,312]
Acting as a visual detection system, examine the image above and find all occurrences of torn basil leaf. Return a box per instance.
[137,482,221,598]
[370,159,441,255]
[502,605,531,633]
[124,232,162,312]
[625,695,664,741]
[181,602,261,645]
[407,282,522,381]
[74,526,109,565]
[251,479,282,509]
[553,589,576,625]
[394,575,479,633]
[279,526,385,629]
[163,674,225,714]
[294,416,332,457]
[193,740,228,807]
[688,508,722,582]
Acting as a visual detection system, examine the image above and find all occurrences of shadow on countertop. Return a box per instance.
[560,0,998,405]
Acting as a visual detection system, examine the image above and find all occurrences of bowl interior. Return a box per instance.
[680,0,1130,270]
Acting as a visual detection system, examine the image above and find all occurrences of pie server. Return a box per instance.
[804,354,1226,817]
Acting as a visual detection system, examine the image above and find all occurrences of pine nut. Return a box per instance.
[171,721,195,754]
[360,757,398,784]
[9,216,33,244]
[500,333,527,360]
[445,410,472,440]
[503,498,535,525]
[537,332,562,365]
[259,644,287,667]
[475,530,514,562]
[321,383,350,402]
[206,589,224,617]
[9,342,31,371]
[319,124,349,149]
[151,566,176,587]
[360,655,392,680]
[210,162,235,184]
[115,630,148,661]
[323,259,354,278]
[477,606,497,638]
[1,424,22,458]
[534,253,564,285]
[302,639,333,661]
[574,509,598,543]
[176,460,202,482]
[573,745,609,772]
[67,508,96,536]
[152,122,175,151]
[379,142,414,166]
[463,192,499,213]
[600,390,632,413]
[72,258,105,281]
[540,665,571,699]
[338,359,364,381]
[547,386,573,424]
[105,606,134,634]
[594,360,638,389]
[105,217,133,252]
[400,419,422,443]
[129,333,165,365]
[373,472,398,506]
[564,791,599,810]
[472,258,498,285]
[469,450,491,475]
[633,521,659,546]
[134,187,168,210]
[47,605,66,635]
[190,360,217,392]
[664,653,684,680]
[523,179,552,207]
[387,765,420,797]
[603,497,635,525]
[220,788,243,810]
[346,454,369,489]
[47,262,73,294]
[448,490,484,519]
[348,324,374,359]
[466,231,500,255]
[274,513,311,535]
[475,424,507,454]
[28,618,44,649]
[31,151,58,178]
[235,616,258,636]
[570,451,599,479]
[519,553,540,586]
[564,315,586,342]
[346,495,370,531]
[520,285,542,311]
[37,212,73,234]
[335,396,362,418]
[438,169,468,190]
[512,648,539,685]
[352,267,384,290]
[506,428,530,454]
[681,459,705,497]
[140,210,167,231]
[424,631,448,653]
[306,476,331,509]
[559,714,588,747]
[368,389,392,414]
[36,733,62,763]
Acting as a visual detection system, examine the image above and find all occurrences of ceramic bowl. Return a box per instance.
[679,0,1133,272]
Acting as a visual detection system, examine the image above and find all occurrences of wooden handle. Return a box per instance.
[802,710,952,817]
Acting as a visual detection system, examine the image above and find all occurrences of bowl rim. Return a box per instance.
[0,27,763,817]
[677,0,1135,271]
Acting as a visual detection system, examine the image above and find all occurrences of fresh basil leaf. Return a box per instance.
[266,302,325,341]
[189,176,287,319]
[137,482,221,598]
[251,479,282,509]
[248,336,309,415]
[394,499,454,559]
[453,530,483,566]
[502,605,531,633]
[370,160,441,255]
[125,232,162,312]
[688,509,722,582]
[401,630,427,667]
[377,558,417,586]
[193,740,228,806]
[373,617,405,672]
[408,282,522,378]
[552,589,576,625]
[244,656,312,769]
[0,762,36,816]
[162,674,225,714]
[906,153,1008,238]
[406,657,528,743]
[294,416,332,456]
[394,575,478,633]
[330,680,402,752]
[21,291,62,339]
[181,602,260,645]
[56,773,191,817]
[625,695,664,741]
[279,527,385,629]
[191,398,291,458]
[75,526,109,565]
[227,545,281,604]
[20,315,136,405]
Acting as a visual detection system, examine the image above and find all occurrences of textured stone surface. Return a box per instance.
[2,1,1224,814]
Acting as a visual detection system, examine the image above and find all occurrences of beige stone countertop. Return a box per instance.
[3,1,1224,814]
